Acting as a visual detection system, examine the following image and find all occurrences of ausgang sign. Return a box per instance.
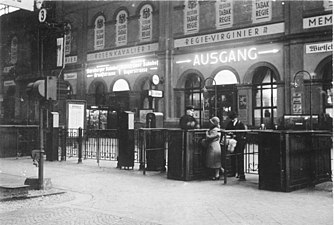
[176,45,280,66]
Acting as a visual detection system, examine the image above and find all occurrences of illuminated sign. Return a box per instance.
[87,43,158,61]
[86,59,158,78]
[175,22,284,48]
[176,46,280,66]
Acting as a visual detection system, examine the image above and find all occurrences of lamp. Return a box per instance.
[293,70,313,130]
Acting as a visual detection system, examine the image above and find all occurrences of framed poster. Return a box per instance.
[239,95,247,109]
[292,93,302,114]
[66,100,87,131]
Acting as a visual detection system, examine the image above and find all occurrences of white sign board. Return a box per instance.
[303,14,332,29]
[174,23,284,48]
[51,112,59,128]
[1,0,34,11]
[305,42,333,54]
[67,101,86,129]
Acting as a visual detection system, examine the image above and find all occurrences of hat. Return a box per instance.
[186,105,195,110]
[228,111,237,120]
[210,116,220,126]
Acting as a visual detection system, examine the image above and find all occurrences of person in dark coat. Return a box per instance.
[205,116,222,180]
[179,105,199,130]
[225,111,247,181]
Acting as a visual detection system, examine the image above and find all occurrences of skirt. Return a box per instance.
[205,141,222,169]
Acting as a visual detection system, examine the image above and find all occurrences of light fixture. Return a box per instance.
[152,74,160,85]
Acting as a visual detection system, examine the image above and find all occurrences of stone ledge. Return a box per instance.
[0,185,29,199]
[24,177,52,190]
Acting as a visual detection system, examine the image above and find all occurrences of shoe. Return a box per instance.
[212,176,220,180]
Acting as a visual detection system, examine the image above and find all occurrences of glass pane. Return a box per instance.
[325,108,333,118]
[326,87,333,106]
[214,70,238,85]
[255,90,261,107]
[262,89,271,107]
[273,108,277,123]
[100,110,108,129]
[88,110,100,129]
[272,88,277,107]
[192,93,202,109]
[113,79,130,91]
[263,109,271,128]
[254,109,261,127]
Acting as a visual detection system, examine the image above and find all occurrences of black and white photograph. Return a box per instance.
[0,0,332,224]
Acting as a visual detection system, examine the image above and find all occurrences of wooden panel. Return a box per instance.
[167,130,185,180]
[285,133,313,191]
[185,131,207,181]
[313,133,332,184]
[258,132,284,191]
[259,130,332,192]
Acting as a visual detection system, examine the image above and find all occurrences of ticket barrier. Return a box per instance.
[145,112,166,171]
[118,111,135,169]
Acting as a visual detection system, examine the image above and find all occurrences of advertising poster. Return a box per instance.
[66,100,86,135]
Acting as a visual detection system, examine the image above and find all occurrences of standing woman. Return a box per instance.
[205,116,222,180]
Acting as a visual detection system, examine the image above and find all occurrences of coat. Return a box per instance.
[225,119,246,153]
[205,126,222,169]
[179,114,198,130]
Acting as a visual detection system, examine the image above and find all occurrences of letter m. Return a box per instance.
[308,18,317,27]
[324,15,332,25]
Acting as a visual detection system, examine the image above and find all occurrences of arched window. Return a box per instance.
[112,79,130,92]
[139,4,153,42]
[181,74,203,124]
[116,10,128,46]
[253,67,277,128]
[214,70,238,85]
[94,15,105,50]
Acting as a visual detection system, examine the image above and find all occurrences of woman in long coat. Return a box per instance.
[205,116,222,180]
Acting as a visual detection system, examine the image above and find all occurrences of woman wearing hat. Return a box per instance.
[205,116,222,180]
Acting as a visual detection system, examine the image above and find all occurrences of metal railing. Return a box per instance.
[60,128,141,164]
[60,128,260,177]
[220,130,259,184]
